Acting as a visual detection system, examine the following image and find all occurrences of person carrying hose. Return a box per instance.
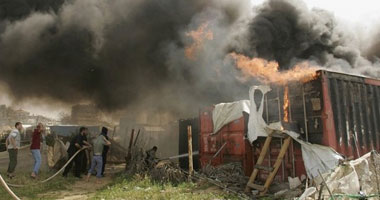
[62,127,91,178]
[86,133,111,183]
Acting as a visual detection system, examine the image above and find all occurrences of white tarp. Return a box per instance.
[212,100,250,134]
[285,131,343,179]
[247,85,271,142]
[314,151,380,200]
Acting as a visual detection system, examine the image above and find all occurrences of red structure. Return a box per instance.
[199,70,380,182]
[199,108,253,176]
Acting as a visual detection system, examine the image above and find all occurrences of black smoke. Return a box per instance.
[0,0,251,113]
[247,0,369,70]
[0,0,64,21]
[0,0,379,114]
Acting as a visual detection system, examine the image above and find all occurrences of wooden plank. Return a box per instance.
[260,137,292,195]
[254,165,273,171]
[247,183,265,191]
[270,132,289,139]
[245,136,272,193]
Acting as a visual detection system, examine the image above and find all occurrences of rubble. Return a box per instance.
[311,151,380,200]
[150,160,187,185]
[201,162,248,192]
[288,177,302,190]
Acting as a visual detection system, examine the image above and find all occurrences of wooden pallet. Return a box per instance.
[245,132,292,195]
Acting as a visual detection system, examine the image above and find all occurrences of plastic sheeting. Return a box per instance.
[212,100,250,134]
[314,151,380,200]
[247,85,271,142]
[284,131,343,179]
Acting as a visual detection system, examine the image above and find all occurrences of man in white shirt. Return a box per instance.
[6,122,23,178]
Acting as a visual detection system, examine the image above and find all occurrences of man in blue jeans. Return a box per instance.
[86,133,111,183]
[30,123,45,178]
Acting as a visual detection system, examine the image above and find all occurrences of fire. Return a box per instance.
[185,23,213,60]
[283,86,289,122]
[229,53,319,85]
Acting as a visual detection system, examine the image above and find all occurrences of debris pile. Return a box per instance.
[125,147,146,175]
[150,160,187,185]
[310,151,380,200]
[201,162,248,192]
[124,146,186,185]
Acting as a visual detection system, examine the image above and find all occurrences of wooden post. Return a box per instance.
[133,129,140,146]
[187,125,194,178]
[126,129,135,166]
[207,142,227,165]
[111,126,117,140]
[318,169,335,200]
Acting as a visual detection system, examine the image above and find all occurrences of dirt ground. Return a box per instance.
[40,164,125,200]
[39,175,113,200]
[0,147,125,200]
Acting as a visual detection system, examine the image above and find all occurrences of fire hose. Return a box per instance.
[0,174,20,200]
[3,147,87,188]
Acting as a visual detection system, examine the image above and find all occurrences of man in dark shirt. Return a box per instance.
[63,127,91,178]
[30,123,45,178]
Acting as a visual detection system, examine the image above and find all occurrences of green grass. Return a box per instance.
[91,174,243,200]
[1,172,245,199]
[0,171,76,200]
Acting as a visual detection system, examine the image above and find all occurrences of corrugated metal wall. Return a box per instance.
[327,72,380,157]
[263,70,380,158]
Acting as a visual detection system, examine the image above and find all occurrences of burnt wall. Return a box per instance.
[327,72,380,153]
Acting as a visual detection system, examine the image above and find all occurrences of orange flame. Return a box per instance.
[185,23,213,60]
[283,86,289,122]
[229,53,319,85]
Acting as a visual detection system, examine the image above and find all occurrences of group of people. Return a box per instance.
[62,126,111,182]
[5,122,112,182]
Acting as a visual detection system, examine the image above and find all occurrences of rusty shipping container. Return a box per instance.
[199,70,380,182]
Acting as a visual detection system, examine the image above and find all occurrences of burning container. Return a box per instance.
[199,70,380,182]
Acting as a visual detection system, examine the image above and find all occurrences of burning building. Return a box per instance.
[196,69,380,183]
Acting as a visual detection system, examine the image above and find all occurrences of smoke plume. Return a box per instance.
[0,0,379,115]
[245,0,380,75]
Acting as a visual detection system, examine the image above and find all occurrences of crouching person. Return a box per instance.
[86,133,111,183]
